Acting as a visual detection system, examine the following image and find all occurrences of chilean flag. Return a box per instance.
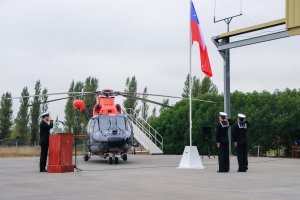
[191,2,213,77]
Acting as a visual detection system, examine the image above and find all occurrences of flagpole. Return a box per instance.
[178,0,204,169]
[189,0,192,147]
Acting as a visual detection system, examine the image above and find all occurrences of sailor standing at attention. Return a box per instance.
[232,113,250,172]
[215,112,234,173]
[39,112,53,172]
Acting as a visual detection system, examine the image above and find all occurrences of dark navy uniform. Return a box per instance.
[216,119,234,172]
[39,119,53,171]
[232,121,249,172]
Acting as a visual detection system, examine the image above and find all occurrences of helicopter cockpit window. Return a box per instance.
[88,119,95,134]
[93,118,100,132]
[112,115,126,130]
[99,115,110,131]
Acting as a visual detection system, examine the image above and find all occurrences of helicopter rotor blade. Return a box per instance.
[6,92,96,100]
[121,92,216,104]
[28,97,70,106]
[121,94,173,108]
[27,94,93,106]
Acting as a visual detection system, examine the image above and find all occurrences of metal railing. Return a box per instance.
[123,108,163,152]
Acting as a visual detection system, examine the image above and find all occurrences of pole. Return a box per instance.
[15,139,18,157]
[178,1,205,169]
[189,0,192,147]
[224,20,231,155]
[73,110,82,172]
[214,13,242,157]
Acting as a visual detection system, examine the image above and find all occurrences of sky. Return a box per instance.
[0,0,299,120]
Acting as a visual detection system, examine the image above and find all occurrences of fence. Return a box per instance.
[0,139,39,157]
[0,137,87,158]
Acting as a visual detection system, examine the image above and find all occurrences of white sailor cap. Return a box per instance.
[41,111,50,117]
[219,112,227,116]
[238,113,246,118]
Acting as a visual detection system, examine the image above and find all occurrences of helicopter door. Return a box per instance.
[126,119,133,145]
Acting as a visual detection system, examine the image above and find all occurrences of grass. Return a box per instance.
[0,146,87,158]
[0,146,41,158]
[0,142,143,158]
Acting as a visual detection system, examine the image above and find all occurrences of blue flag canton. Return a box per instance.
[191,2,199,24]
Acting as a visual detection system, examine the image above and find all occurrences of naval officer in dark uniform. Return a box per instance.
[232,113,249,172]
[39,112,53,172]
[215,112,234,173]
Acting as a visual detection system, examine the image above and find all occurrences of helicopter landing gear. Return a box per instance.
[84,153,90,162]
[108,157,118,164]
[108,153,119,165]
[84,154,89,162]
[122,154,127,161]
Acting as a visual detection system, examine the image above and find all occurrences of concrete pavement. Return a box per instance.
[0,155,299,200]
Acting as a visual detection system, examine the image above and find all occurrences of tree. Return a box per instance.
[64,81,84,133]
[41,88,48,113]
[64,80,75,133]
[0,92,13,140]
[182,74,202,97]
[150,89,300,156]
[159,99,169,113]
[199,77,218,94]
[30,80,41,145]
[151,107,157,117]
[83,76,99,125]
[192,76,201,97]
[123,76,139,115]
[15,87,30,144]
[73,81,84,133]
[140,87,149,121]
[182,74,218,97]
[182,74,191,98]
[150,93,223,154]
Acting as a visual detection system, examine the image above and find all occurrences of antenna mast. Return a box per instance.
[213,0,243,156]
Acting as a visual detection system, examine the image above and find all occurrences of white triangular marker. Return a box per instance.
[178,146,205,169]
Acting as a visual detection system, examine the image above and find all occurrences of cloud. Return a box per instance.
[0,0,299,120]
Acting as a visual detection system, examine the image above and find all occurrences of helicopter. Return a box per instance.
[7,88,215,165]
[72,89,175,164]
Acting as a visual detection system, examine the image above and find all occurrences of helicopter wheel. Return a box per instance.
[108,157,113,165]
[122,154,127,161]
[84,154,89,162]
[114,157,119,165]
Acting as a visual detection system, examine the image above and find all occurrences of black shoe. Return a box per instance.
[40,169,47,172]
[237,170,246,172]
[217,170,226,173]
